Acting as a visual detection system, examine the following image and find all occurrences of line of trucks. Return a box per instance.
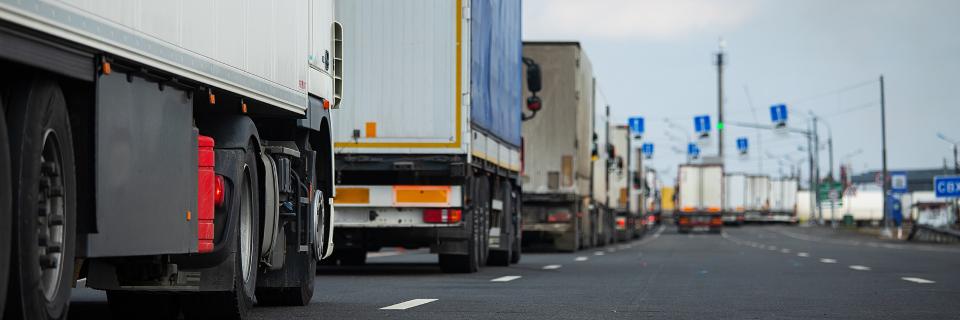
[0,1,660,319]
[673,162,799,233]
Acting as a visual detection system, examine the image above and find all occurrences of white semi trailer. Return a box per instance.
[608,125,636,241]
[520,42,597,252]
[770,178,799,222]
[676,164,724,233]
[0,0,342,318]
[724,174,747,225]
[331,0,529,272]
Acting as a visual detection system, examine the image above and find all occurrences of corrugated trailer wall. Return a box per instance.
[521,43,593,196]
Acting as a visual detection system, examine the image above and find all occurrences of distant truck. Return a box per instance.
[745,175,771,222]
[660,186,677,223]
[0,1,342,318]
[676,164,724,233]
[608,125,637,241]
[641,168,662,228]
[331,0,529,272]
[521,42,597,252]
[724,174,748,225]
[769,178,799,223]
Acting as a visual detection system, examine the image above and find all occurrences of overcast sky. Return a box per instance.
[523,0,960,186]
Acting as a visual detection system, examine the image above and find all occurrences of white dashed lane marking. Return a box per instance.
[849,265,871,271]
[575,256,589,262]
[902,277,935,284]
[594,251,605,256]
[780,248,791,253]
[820,258,837,264]
[490,276,522,282]
[797,252,809,257]
[381,299,438,310]
[542,265,562,270]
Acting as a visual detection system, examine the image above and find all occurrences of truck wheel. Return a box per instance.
[0,99,10,318]
[183,143,260,319]
[439,177,486,273]
[5,79,76,320]
[510,188,522,264]
[256,243,315,307]
[487,181,513,267]
[106,291,179,319]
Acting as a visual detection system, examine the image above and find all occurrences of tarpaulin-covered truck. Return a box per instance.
[332,0,530,272]
[0,0,342,318]
[677,164,724,233]
[521,42,596,252]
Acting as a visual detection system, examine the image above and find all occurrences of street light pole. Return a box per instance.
[880,75,890,229]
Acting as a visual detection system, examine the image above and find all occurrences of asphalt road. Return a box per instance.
[69,225,960,319]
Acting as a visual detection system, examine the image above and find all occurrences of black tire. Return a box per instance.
[256,248,315,307]
[0,99,11,318]
[5,79,76,320]
[337,248,367,266]
[510,186,522,264]
[106,291,179,320]
[439,177,487,273]
[183,142,260,319]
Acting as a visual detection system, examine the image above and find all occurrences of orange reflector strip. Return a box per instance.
[208,90,216,105]
[365,122,377,138]
[736,206,745,211]
[102,61,112,75]
[334,188,370,204]
[707,207,722,212]
[681,206,696,212]
[323,98,331,110]
[241,101,248,113]
[395,186,449,204]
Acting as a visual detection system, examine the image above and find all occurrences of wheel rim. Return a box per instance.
[38,129,66,301]
[239,169,254,283]
[313,190,323,259]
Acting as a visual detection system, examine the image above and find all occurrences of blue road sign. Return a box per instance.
[642,143,654,158]
[687,143,700,158]
[628,117,645,136]
[934,175,960,198]
[770,104,788,124]
[694,115,711,134]
[736,137,749,154]
[890,171,908,193]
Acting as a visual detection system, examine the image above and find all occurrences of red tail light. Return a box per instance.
[710,217,723,226]
[214,175,225,208]
[547,211,572,222]
[616,217,627,230]
[423,209,462,224]
[679,217,690,225]
[197,135,216,253]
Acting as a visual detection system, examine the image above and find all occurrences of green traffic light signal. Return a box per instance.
[717,122,724,130]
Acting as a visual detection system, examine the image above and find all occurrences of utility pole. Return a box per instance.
[716,41,725,158]
[812,115,822,224]
[880,75,890,229]
[605,104,611,207]
[954,144,958,174]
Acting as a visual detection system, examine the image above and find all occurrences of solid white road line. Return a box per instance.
[902,277,935,284]
[543,265,562,270]
[594,251,605,256]
[490,276,522,282]
[849,265,871,271]
[381,299,438,310]
[820,258,837,264]
[797,252,809,257]
[575,256,589,261]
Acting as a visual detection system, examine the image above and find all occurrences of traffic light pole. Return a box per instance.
[716,48,724,158]
[880,75,890,229]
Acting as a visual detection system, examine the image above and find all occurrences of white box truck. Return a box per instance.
[0,0,342,318]
[608,125,637,241]
[676,164,724,233]
[770,178,799,222]
[724,174,747,225]
[331,0,528,272]
[745,175,771,222]
[641,168,662,230]
[520,42,597,252]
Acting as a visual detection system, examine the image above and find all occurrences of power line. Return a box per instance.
[789,78,877,107]
[821,100,879,118]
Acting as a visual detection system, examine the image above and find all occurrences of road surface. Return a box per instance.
[69,225,960,319]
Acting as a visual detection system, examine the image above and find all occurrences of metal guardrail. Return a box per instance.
[908,224,960,243]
